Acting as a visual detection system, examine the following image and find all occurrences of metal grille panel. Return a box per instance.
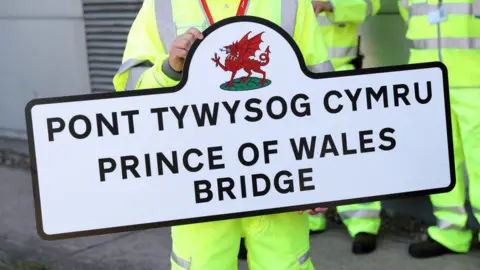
[82,0,142,93]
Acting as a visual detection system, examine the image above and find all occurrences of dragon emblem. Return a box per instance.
[212,31,271,90]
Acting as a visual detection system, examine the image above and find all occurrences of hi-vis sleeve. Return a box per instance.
[326,0,381,24]
[295,0,335,73]
[113,0,179,92]
[397,0,409,22]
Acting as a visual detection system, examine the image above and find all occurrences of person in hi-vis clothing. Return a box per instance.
[113,0,334,269]
[308,0,383,255]
[398,0,480,259]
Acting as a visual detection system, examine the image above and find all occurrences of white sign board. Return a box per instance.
[26,17,454,240]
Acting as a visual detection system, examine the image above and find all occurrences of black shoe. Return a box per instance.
[309,229,326,235]
[352,232,377,255]
[238,238,247,260]
[408,236,459,258]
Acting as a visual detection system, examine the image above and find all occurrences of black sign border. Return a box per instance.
[25,16,454,241]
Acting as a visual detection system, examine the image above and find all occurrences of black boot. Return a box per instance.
[238,238,247,260]
[408,236,460,258]
[309,228,326,235]
[352,232,377,254]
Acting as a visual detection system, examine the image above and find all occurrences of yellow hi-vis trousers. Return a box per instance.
[171,212,314,270]
[428,89,480,253]
[308,64,381,238]
[308,202,381,237]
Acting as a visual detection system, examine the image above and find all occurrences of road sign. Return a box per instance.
[25,16,454,240]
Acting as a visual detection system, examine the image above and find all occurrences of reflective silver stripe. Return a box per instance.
[197,0,210,26]
[437,220,466,231]
[125,66,151,90]
[412,38,480,49]
[123,62,168,90]
[433,206,467,214]
[244,0,251,16]
[297,250,310,265]
[365,0,373,16]
[155,0,177,51]
[281,0,298,36]
[317,15,332,26]
[474,0,480,16]
[171,252,191,269]
[328,46,358,58]
[339,209,380,220]
[308,60,334,73]
[401,0,409,8]
[117,58,146,74]
[473,207,480,215]
[118,59,154,91]
[410,3,473,16]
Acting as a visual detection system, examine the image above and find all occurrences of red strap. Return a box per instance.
[200,0,249,25]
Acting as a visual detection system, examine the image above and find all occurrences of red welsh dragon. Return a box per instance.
[212,31,271,87]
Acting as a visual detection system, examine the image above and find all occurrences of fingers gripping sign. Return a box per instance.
[169,28,204,72]
[312,1,333,16]
[298,208,328,215]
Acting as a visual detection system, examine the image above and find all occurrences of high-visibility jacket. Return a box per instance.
[309,0,383,236]
[112,2,333,269]
[398,0,480,88]
[113,0,334,92]
[398,0,480,254]
[316,0,381,70]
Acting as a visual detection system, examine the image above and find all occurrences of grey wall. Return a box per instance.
[0,0,91,140]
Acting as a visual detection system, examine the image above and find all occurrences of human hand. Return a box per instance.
[312,1,333,16]
[297,207,328,215]
[168,28,204,72]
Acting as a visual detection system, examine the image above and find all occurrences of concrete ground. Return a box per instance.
[1,138,480,269]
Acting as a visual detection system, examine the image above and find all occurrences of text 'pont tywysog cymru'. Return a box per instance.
[43,81,432,203]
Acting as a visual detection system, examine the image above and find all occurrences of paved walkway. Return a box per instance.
[1,165,480,269]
